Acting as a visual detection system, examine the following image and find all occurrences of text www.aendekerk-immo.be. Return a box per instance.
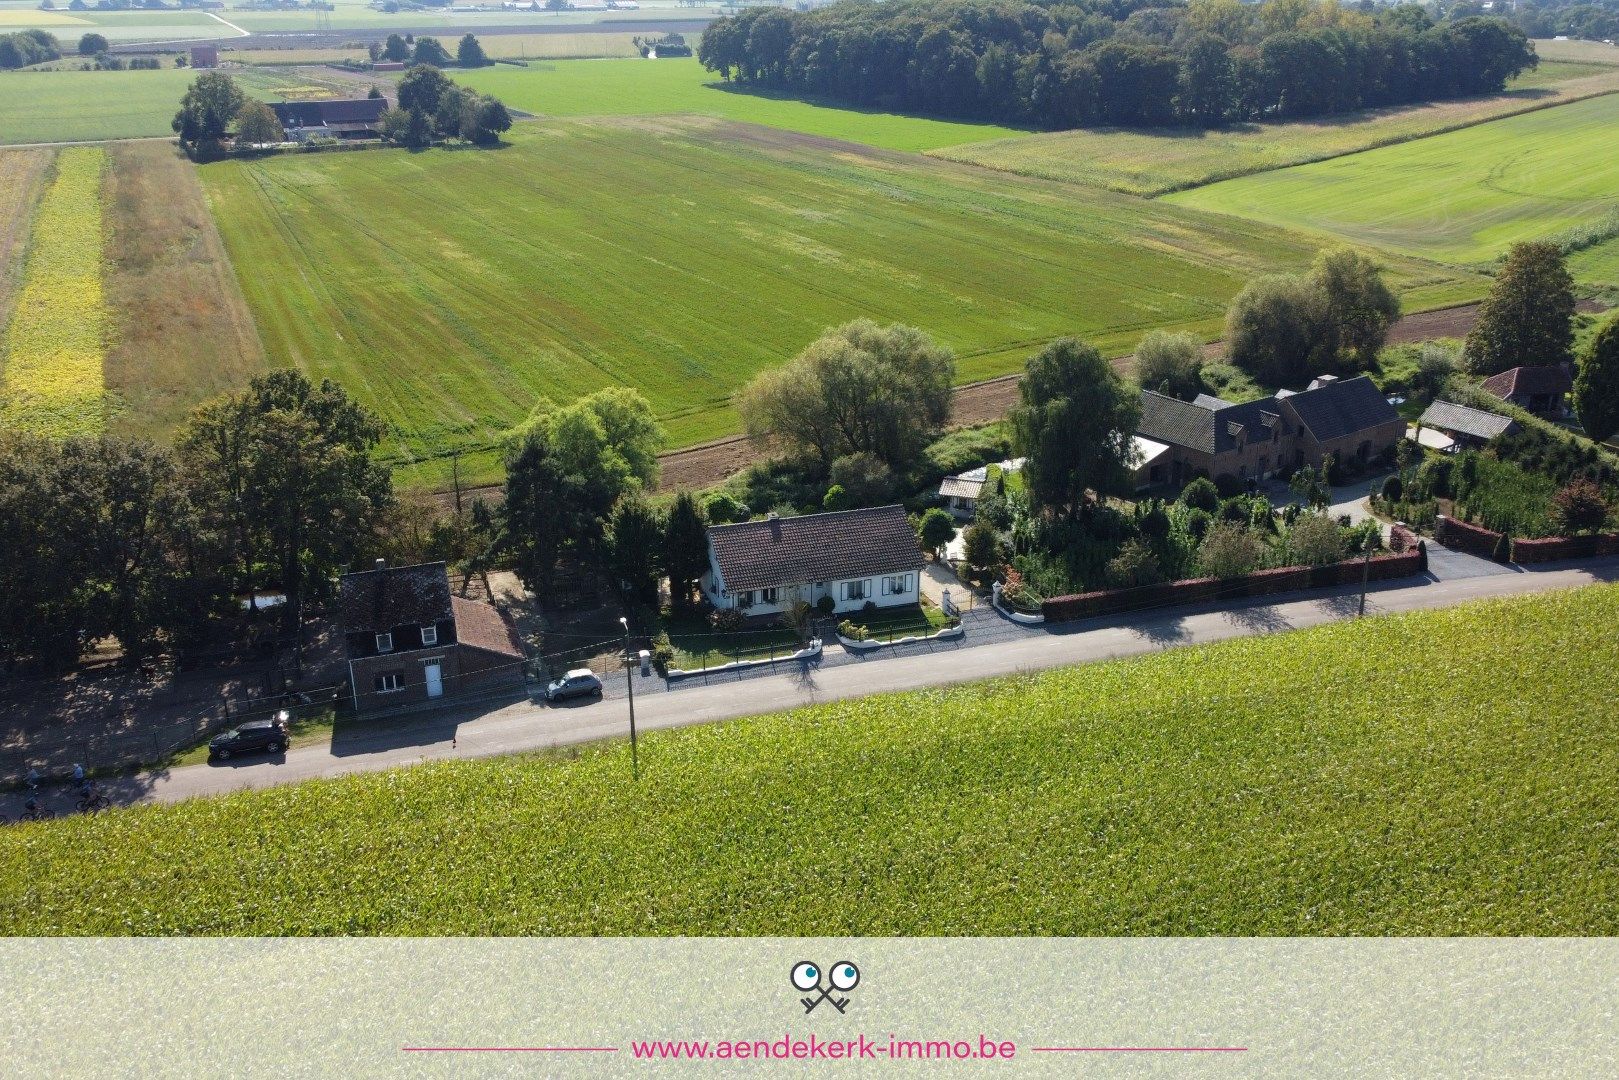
[629,1033,1017,1062]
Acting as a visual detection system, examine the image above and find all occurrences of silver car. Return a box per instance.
[545,668,603,702]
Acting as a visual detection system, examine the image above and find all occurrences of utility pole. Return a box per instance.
[619,616,638,781]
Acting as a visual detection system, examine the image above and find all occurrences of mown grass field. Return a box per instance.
[454,56,1023,153]
[2,585,1615,935]
[102,142,267,439]
[936,64,1619,196]
[1167,92,1619,290]
[198,118,1481,487]
[0,68,359,146]
[0,147,107,436]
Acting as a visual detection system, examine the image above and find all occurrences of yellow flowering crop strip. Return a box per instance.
[0,147,108,437]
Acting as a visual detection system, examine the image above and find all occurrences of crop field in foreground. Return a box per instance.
[0,147,107,437]
[1167,92,1619,290]
[453,56,1023,153]
[0,148,51,330]
[198,118,1482,486]
[936,64,1619,196]
[0,68,363,146]
[2,584,1615,935]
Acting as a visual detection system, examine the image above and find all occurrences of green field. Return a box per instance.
[454,56,1022,153]
[2,585,1615,935]
[1167,92,1619,290]
[198,118,1479,487]
[0,67,356,145]
[936,65,1619,196]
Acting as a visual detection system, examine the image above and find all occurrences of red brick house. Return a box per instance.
[339,561,526,713]
[1480,365,1572,419]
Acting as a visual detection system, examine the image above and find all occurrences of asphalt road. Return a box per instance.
[11,557,1612,813]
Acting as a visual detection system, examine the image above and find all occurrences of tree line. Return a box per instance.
[698,0,1537,128]
[1509,0,1619,42]
[0,30,60,70]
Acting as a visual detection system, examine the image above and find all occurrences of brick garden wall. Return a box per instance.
[1042,550,1425,623]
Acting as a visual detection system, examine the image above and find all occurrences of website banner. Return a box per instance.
[0,938,1613,1077]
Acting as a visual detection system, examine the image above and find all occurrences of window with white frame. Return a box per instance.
[841,579,870,601]
[761,587,778,604]
[738,590,754,609]
[375,632,393,654]
[420,624,438,646]
[373,673,402,693]
[882,574,911,596]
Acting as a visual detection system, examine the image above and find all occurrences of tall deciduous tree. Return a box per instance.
[1309,247,1399,368]
[1463,241,1576,375]
[234,100,284,145]
[381,33,409,62]
[456,33,486,66]
[738,320,955,472]
[1010,337,1141,522]
[1573,315,1619,444]
[172,71,244,146]
[1225,273,1323,385]
[1134,329,1203,399]
[397,63,452,114]
[177,371,393,642]
[662,491,710,613]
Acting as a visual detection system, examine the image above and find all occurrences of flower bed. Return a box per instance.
[1042,550,1424,623]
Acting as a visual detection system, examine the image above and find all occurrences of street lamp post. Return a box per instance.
[619,616,639,781]
[1359,479,1378,618]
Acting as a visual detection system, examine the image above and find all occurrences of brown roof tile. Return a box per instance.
[709,506,924,594]
[450,596,526,659]
[338,562,452,633]
[1480,365,1572,400]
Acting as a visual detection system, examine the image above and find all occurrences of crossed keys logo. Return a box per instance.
[791,961,860,1014]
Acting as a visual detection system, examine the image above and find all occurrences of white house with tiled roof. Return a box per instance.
[701,505,925,616]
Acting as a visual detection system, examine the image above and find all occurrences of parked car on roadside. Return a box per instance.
[545,668,603,703]
[208,717,290,761]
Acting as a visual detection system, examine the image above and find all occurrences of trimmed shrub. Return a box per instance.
[1179,477,1219,513]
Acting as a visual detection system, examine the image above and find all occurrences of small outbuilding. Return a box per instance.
[1479,365,1572,419]
[190,45,219,69]
[1417,400,1519,450]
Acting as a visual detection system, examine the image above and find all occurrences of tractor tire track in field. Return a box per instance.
[438,298,1613,509]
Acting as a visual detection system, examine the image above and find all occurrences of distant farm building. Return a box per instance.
[270,98,388,141]
[190,45,219,69]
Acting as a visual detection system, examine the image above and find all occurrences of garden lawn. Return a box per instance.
[198,117,1481,489]
[1166,92,1619,291]
[0,146,107,436]
[1,585,1616,935]
[936,65,1619,196]
[453,56,1023,153]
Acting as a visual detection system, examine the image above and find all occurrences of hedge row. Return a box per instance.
[1042,550,1425,623]
[1435,514,1504,559]
[1510,532,1619,564]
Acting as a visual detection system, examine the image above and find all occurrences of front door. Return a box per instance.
[424,661,443,699]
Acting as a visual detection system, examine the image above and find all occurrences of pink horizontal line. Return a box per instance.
[402,1047,619,1053]
[1032,1047,1248,1053]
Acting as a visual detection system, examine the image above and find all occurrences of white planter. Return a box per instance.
[836,623,965,651]
[993,599,1045,625]
[666,639,822,680]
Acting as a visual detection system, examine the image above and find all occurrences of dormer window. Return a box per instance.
[420,624,438,646]
[375,632,393,654]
